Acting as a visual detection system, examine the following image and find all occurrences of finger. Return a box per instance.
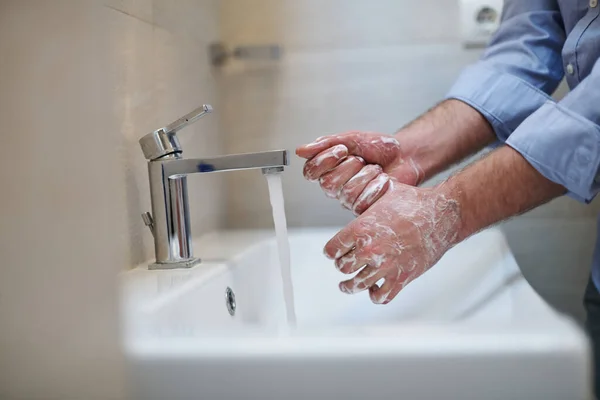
[303,144,348,181]
[339,164,382,210]
[319,156,364,199]
[369,269,421,304]
[324,222,358,260]
[339,266,386,294]
[352,173,391,215]
[296,132,364,160]
[296,136,338,159]
[335,247,371,274]
[369,277,396,304]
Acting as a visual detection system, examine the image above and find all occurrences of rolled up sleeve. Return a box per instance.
[446,0,566,141]
[506,59,600,202]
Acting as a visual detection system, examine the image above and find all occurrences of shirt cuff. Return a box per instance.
[506,101,600,203]
[445,64,553,142]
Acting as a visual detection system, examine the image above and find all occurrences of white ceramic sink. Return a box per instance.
[121,227,591,399]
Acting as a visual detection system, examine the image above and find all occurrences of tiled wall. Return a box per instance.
[219,0,599,322]
[0,1,222,398]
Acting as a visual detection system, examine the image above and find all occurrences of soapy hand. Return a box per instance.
[296,132,423,215]
[324,179,461,304]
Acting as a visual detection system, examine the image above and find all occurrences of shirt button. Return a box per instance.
[591,0,598,8]
[566,63,575,75]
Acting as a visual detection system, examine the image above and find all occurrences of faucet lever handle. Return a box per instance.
[163,104,213,134]
[141,212,155,237]
[139,104,213,160]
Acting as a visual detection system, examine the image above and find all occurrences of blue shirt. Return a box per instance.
[445,0,600,290]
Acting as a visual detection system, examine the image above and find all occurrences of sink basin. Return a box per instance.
[121,227,591,399]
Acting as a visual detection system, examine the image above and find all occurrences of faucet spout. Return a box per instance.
[145,149,289,269]
[163,150,288,179]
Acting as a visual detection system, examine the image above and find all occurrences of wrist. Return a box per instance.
[394,99,495,182]
[386,155,425,186]
[393,130,435,183]
[434,178,469,246]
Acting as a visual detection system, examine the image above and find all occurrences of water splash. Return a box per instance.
[265,173,297,326]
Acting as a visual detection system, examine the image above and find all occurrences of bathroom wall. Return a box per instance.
[219,0,598,322]
[0,1,222,399]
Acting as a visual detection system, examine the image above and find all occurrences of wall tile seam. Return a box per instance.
[104,5,154,26]
[104,4,216,46]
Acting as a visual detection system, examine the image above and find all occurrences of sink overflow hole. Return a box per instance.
[225,287,236,316]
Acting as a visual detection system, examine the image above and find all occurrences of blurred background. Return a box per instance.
[0,0,595,399]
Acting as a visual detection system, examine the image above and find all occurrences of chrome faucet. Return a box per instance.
[139,104,288,269]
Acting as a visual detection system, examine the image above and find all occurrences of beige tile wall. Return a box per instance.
[219,0,599,322]
[0,1,222,398]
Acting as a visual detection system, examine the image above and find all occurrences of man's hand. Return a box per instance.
[295,100,495,216]
[296,132,422,215]
[319,144,565,306]
[323,179,461,304]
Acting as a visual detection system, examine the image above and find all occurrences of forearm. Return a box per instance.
[395,99,496,181]
[439,145,566,243]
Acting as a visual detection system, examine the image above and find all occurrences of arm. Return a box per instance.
[394,99,495,181]
[399,0,567,181]
[297,0,566,214]
[441,55,600,242]
[446,0,565,140]
[322,144,566,305]
[295,99,495,215]
[504,58,600,203]
[401,0,566,179]
[296,98,495,184]
[325,57,600,304]
[441,145,566,243]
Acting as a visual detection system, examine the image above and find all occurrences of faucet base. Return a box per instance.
[148,258,201,270]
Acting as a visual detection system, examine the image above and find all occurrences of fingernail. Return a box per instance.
[339,283,351,294]
[328,144,348,160]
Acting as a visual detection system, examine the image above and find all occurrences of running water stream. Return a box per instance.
[265,172,297,326]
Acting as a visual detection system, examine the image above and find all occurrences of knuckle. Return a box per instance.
[352,199,368,215]
[366,164,382,174]
[339,266,353,274]
[339,185,352,200]
[356,245,373,259]
[319,178,338,199]
[303,164,320,181]
[335,257,348,271]
[339,192,356,210]
[341,184,360,201]
[340,261,359,274]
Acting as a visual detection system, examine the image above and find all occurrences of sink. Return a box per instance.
[120,227,591,399]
